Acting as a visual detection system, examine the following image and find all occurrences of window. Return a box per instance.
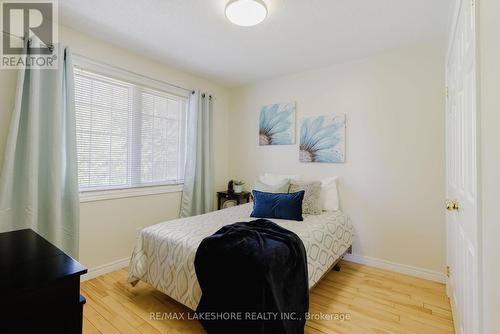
[74,59,188,194]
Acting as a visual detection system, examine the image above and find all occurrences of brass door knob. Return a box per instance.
[445,199,460,211]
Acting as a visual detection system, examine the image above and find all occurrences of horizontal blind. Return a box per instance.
[137,90,185,185]
[74,67,187,192]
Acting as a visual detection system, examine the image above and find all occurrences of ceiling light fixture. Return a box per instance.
[225,0,268,27]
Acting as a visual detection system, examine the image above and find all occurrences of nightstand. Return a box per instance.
[217,191,251,210]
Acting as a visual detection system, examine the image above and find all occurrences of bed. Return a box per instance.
[127,203,353,310]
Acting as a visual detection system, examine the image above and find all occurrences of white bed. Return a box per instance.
[127,203,353,310]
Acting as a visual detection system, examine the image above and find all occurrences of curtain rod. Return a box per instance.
[4,35,206,97]
[2,30,24,40]
[2,30,55,51]
[73,53,194,94]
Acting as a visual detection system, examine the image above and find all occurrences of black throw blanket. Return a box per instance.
[194,219,309,334]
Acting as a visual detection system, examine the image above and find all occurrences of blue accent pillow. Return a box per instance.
[251,190,305,221]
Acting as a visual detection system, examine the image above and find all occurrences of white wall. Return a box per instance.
[479,1,500,332]
[228,44,446,274]
[0,26,231,270]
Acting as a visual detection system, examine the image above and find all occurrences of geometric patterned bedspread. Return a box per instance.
[127,203,353,310]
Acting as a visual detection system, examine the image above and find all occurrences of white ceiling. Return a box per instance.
[59,0,452,86]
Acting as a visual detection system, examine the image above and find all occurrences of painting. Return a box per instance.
[259,102,296,145]
[299,114,346,163]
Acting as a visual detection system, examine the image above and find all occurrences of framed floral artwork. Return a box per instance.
[259,102,296,145]
[299,114,346,163]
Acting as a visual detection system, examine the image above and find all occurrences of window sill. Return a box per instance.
[79,184,184,203]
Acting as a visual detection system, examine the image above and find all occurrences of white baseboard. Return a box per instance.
[81,254,445,284]
[81,257,130,281]
[343,253,446,283]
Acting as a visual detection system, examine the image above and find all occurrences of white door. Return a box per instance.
[445,0,479,333]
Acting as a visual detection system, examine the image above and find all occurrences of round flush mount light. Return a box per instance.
[225,0,268,27]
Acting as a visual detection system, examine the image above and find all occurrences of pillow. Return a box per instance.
[289,181,322,215]
[251,190,305,221]
[259,173,300,186]
[253,179,290,193]
[320,177,340,211]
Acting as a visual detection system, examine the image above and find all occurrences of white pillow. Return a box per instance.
[253,179,290,193]
[320,177,340,211]
[260,173,301,186]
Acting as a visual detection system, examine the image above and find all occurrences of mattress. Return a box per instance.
[127,203,353,310]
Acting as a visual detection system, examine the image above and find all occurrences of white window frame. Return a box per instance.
[73,55,191,202]
[79,184,184,203]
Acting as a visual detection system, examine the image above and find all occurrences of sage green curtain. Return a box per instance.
[180,91,214,217]
[0,39,80,258]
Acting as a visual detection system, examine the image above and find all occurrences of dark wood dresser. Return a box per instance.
[0,229,87,334]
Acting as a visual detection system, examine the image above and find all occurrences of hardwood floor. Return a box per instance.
[81,260,454,334]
